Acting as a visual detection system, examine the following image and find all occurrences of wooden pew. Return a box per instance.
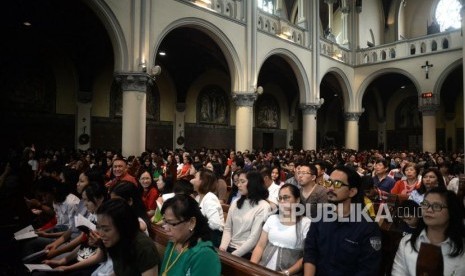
[221,204,230,221]
[152,224,282,276]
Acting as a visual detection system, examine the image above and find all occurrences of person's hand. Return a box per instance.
[45,241,57,251]
[36,230,50,238]
[31,208,42,215]
[219,247,226,252]
[53,266,68,272]
[88,230,101,247]
[43,258,66,267]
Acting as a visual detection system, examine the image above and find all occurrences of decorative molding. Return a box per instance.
[418,104,439,116]
[344,112,363,121]
[114,73,153,93]
[232,92,257,107]
[300,103,322,115]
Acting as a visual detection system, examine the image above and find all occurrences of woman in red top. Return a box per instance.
[390,162,421,201]
[177,155,193,180]
[138,169,159,218]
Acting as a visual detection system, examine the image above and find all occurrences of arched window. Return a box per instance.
[420,42,426,53]
[435,0,462,32]
[258,0,274,14]
[432,40,438,51]
[410,44,416,55]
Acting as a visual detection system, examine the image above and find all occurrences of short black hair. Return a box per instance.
[161,194,211,248]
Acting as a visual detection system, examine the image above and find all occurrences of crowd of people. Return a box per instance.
[0,145,464,275]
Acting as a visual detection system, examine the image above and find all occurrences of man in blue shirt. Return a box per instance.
[304,165,382,276]
[373,159,396,193]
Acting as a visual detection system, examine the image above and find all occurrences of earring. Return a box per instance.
[189,228,193,232]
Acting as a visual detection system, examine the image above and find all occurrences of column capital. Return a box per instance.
[300,103,322,115]
[114,73,153,93]
[232,92,257,107]
[418,94,439,116]
[344,112,363,121]
[418,104,439,116]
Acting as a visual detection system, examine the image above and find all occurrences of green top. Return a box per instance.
[160,240,221,276]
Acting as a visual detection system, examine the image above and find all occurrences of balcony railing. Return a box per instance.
[257,10,305,46]
[179,1,462,64]
[356,30,462,65]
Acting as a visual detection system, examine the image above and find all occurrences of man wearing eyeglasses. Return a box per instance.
[298,163,328,219]
[303,165,382,276]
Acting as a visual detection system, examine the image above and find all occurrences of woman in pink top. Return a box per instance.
[390,162,421,201]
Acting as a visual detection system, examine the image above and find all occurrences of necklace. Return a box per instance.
[162,243,188,276]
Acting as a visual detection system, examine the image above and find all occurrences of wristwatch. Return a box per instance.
[282,270,290,276]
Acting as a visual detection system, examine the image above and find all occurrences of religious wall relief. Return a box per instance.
[396,96,421,129]
[197,85,228,125]
[256,95,279,128]
[111,82,159,121]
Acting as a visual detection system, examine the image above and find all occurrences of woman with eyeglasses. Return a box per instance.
[392,187,465,275]
[160,194,221,276]
[219,170,271,259]
[408,168,446,205]
[138,169,160,219]
[250,184,310,275]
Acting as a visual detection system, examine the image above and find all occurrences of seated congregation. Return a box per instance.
[1,147,465,275]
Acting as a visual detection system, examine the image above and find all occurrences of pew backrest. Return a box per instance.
[152,224,282,276]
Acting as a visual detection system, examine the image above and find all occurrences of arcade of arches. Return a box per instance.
[1,0,464,156]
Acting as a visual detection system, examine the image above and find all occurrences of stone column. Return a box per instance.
[344,112,362,150]
[324,0,337,30]
[174,103,186,149]
[115,73,151,157]
[287,116,295,149]
[297,0,308,28]
[419,104,439,153]
[462,6,465,150]
[275,0,285,18]
[341,0,350,46]
[233,92,257,152]
[300,103,321,150]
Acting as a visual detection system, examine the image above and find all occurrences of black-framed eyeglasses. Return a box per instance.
[162,219,187,227]
[277,195,292,202]
[420,201,448,212]
[323,179,350,189]
[297,171,313,176]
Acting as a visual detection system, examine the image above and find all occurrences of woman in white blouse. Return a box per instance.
[251,184,310,276]
[219,170,271,259]
[392,187,465,276]
[191,168,225,247]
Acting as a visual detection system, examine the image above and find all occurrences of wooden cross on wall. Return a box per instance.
[421,61,433,79]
